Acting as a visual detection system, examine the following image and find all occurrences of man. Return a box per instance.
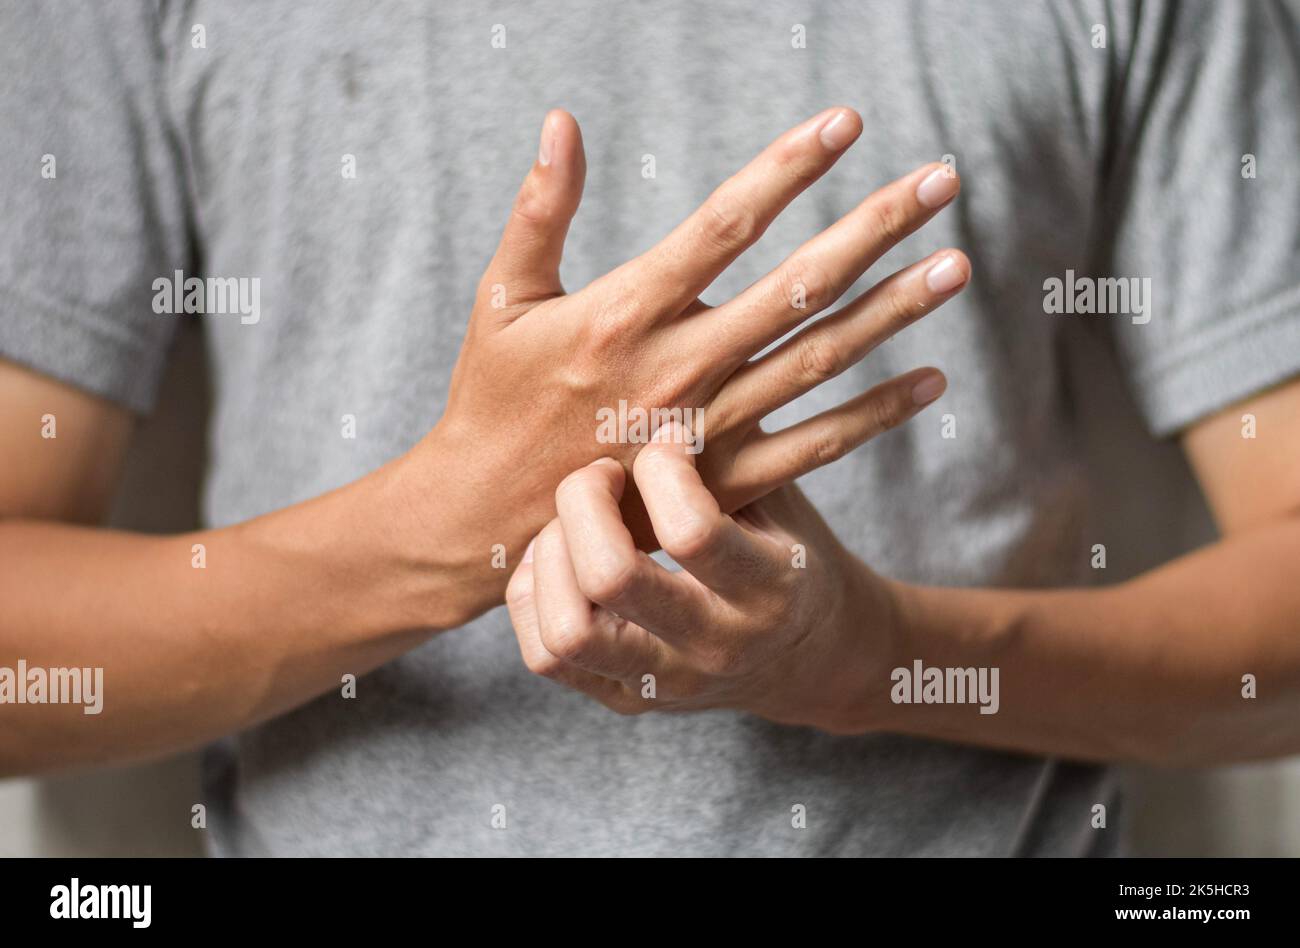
[0,1,1297,856]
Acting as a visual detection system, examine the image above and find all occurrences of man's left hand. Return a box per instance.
[505,422,903,732]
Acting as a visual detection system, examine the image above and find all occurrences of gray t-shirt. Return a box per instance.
[3,0,1298,856]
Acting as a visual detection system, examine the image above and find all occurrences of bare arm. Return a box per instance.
[0,359,473,774]
[880,377,1300,764]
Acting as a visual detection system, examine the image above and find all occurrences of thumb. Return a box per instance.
[480,109,586,309]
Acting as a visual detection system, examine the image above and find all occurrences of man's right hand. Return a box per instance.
[405,107,969,606]
[0,109,968,772]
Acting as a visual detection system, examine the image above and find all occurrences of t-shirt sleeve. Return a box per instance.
[1098,0,1300,438]
[0,1,192,413]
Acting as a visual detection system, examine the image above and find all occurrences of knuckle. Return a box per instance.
[578,277,644,343]
[770,142,822,188]
[539,617,591,665]
[557,359,603,403]
[793,332,843,387]
[784,260,836,313]
[806,427,848,467]
[883,279,922,328]
[505,570,533,611]
[511,177,554,226]
[867,195,912,248]
[586,295,633,344]
[577,556,639,605]
[700,194,760,253]
[524,650,565,679]
[870,390,909,433]
[660,515,720,563]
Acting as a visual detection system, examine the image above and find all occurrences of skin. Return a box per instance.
[507,380,1300,767]
[0,107,971,774]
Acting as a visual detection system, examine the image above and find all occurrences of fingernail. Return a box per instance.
[538,114,554,166]
[925,254,967,294]
[911,374,946,406]
[818,110,858,151]
[522,539,535,564]
[916,166,959,209]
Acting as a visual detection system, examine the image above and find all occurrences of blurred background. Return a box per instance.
[1,317,1297,856]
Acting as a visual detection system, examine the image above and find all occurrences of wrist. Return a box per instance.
[863,574,918,733]
[805,559,913,735]
[379,421,547,630]
[867,578,1029,736]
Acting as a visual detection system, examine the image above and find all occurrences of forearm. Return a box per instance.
[0,439,502,775]
[869,516,1300,765]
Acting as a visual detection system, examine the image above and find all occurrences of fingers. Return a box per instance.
[552,457,705,636]
[717,250,970,426]
[479,109,587,310]
[505,542,627,701]
[632,424,768,598]
[699,161,962,360]
[531,517,664,682]
[623,107,862,318]
[729,366,947,496]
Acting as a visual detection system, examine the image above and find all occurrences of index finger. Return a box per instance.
[622,107,863,318]
[632,423,769,598]
[553,458,705,634]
